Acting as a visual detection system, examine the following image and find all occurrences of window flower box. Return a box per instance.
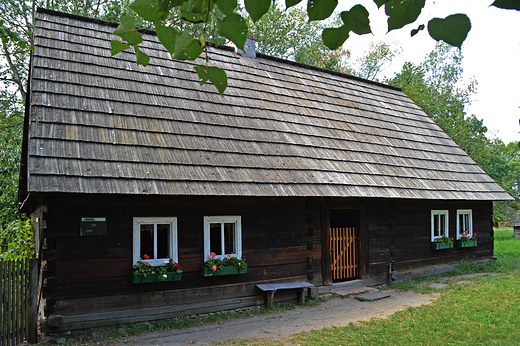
[457,240,477,248]
[201,264,247,277]
[133,255,182,283]
[133,271,182,283]
[202,252,248,277]
[432,236,453,250]
[432,242,453,250]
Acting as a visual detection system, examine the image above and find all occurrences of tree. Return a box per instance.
[387,42,520,223]
[354,40,401,81]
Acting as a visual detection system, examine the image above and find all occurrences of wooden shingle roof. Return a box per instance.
[22,8,512,200]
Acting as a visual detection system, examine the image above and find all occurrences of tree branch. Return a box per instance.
[1,39,26,102]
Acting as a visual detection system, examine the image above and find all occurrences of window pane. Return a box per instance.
[224,222,235,254]
[156,224,170,259]
[464,214,469,232]
[210,223,222,255]
[440,214,446,235]
[140,224,154,259]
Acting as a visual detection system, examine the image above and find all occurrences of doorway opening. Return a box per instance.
[330,209,360,282]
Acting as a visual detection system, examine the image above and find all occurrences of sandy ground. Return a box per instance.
[102,289,440,346]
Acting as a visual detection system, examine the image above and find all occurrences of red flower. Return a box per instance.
[212,265,217,272]
[143,254,149,259]
[226,254,231,258]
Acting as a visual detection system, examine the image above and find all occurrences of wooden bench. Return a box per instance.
[256,282,314,309]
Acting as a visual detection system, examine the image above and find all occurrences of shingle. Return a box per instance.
[24,9,513,201]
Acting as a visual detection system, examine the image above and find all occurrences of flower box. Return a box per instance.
[201,264,247,277]
[457,240,477,248]
[432,242,453,250]
[133,271,182,283]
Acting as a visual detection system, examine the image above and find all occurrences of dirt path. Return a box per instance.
[102,289,440,346]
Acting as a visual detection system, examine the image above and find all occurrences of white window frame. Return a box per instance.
[133,217,178,266]
[456,209,473,240]
[204,215,242,261]
[431,210,449,242]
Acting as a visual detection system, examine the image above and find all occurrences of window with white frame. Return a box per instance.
[431,210,449,242]
[133,217,178,266]
[456,209,473,239]
[204,216,242,260]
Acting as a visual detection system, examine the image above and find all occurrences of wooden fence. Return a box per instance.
[0,247,38,346]
[1,257,29,346]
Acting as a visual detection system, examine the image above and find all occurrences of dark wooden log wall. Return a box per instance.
[37,194,493,324]
[39,194,322,317]
[363,199,493,278]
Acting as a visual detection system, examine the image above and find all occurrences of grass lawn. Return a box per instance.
[217,228,520,346]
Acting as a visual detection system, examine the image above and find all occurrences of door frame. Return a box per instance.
[320,199,367,286]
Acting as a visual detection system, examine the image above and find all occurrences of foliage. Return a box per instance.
[434,235,452,244]
[458,230,476,242]
[111,0,519,95]
[133,254,182,279]
[204,252,247,272]
[0,218,34,259]
[353,40,401,81]
[386,42,520,222]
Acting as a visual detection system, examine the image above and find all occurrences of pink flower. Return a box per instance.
[226,254,231,258]
[210,252,216,259]
[212,265,217,272]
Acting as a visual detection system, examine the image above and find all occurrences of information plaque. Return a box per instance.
[80,217,107,236]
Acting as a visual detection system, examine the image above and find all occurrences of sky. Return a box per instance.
[337,0,520,144]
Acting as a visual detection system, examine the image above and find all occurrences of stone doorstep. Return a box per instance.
[334,287,378,298]
[355,291,392,302]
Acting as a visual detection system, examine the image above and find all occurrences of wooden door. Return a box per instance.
[330,227,358,281]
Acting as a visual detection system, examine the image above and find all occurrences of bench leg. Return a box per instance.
[266,290,275,309]
[299,288,306,305]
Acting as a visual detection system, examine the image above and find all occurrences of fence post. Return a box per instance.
[27,258,39,344]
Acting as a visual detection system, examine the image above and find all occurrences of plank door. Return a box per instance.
[330,226,359,281]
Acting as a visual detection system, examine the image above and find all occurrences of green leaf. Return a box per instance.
[174,31,203,60]
[341,5,371,35]
[385,0,425,32]
[180,0,212,23]
[307,0,338,21]
[217,13,248,50]
[322,25,350,50]
[155,21,178,55]
[194,65,228,96]
[113,16,143,45]
[216,0,238,15]
[111,40,130,55]
[130,0,166,22]
[492,0,520,10]
[133,45,150,66]
[373,0,390,8]
[428,14,471,48]
[286,0,302,8]
[410,24,425,37]
[245,0,271,22]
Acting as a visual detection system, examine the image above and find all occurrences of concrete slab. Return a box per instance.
[355,291,391,302]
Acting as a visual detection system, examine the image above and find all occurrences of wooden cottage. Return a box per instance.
[20,9,512,331]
